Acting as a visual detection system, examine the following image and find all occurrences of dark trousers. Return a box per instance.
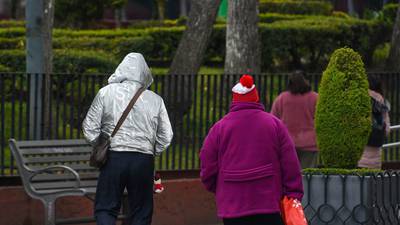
[95,151,154,225]
[223,213,284,225]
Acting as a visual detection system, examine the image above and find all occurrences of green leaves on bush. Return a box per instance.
[259,0,333,15]
[0,50,117,73]
[315,47,371,169]
[381,3,399,25]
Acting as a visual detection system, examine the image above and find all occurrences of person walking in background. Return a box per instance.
[83,53,173,225]
[358,75,390,169]
[200,75,303,225]
[271,71,319,168]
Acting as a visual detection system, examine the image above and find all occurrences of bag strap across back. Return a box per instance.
[111,87,146,138]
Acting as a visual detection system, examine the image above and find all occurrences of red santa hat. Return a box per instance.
[232,74,259,103]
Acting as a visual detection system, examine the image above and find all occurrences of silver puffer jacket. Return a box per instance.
[82,53,173,156]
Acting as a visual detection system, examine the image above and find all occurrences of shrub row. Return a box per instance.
[259,0,333,15]
[0,17,390,72]
[381,3,399,25]
[0,49,117,73]
[259,12,350,23]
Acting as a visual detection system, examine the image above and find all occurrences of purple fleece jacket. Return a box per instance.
[200,102,303,218]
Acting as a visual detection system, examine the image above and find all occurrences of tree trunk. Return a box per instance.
[169,0,221,75]
[224,0,260,74]
[179,0,188,17]
[386,3,400,71]
[167,0,221,128]
[347,0,356,16]
[42,0,54,139]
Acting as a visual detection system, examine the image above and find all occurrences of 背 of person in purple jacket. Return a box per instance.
[200,74,304,225]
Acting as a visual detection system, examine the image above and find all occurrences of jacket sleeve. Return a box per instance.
[271,95,282,118]
[155,99,173,155]
[82,90,104,144]
[277,120,304,200]
[200,125,219,193]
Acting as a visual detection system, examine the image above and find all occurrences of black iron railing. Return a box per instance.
[0,73,399,175]
[303,171,400,225]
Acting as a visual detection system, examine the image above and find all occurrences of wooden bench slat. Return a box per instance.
[31,172,99,182]
[20,146,92,155]
[28,163,97,172]
[24,154,91,164]
[33,180,98,190]
[16,139,89,148]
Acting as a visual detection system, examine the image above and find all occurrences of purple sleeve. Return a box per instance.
[277,120,304,200]
[200,125,220,193]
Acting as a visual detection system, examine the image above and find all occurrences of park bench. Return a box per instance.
[9,139,128,225]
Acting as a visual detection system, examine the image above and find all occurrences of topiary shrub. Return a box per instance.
[315,47,371,168]
[259,0,333,15]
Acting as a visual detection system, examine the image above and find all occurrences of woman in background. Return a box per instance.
[271,71,319,168]
[358,75,390,169]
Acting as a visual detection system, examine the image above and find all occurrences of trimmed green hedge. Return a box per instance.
[381,3,399,25]
[0,20,24,28]
[0,17,390,72]
[302,168,382,175]
[259,0,333,15]
[315,48,371,168]
[0,49,117,73]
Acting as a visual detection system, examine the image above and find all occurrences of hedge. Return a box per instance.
[0,49,117,73]
[0,17,390,72]
[381,3,399,25]
[0,20,24,28]
[259,0,333,15]
[315,48,371,168]
[259,12,351,23]
[302,168,382,175]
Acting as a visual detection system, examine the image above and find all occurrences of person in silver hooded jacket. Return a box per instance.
[83,53,173,225]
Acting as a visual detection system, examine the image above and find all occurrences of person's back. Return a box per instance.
[200,75,303,225]
[271,72,318,168]
[83,53,173,225]
[271,91,318,150]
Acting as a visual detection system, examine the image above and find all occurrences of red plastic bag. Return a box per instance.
[280,196,308,225]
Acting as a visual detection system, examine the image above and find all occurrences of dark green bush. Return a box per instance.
[0,20,24,28]
[302,168,382,175]
[0,50,117,73]
[315,47,371,168]
[381,3,399,25]
[0,17,390,72]
[259,0,333,15]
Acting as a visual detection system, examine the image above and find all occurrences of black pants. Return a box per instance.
[223,213,284,225]
[95,151,154,225]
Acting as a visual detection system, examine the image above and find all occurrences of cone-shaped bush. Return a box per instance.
[315,47,371,168]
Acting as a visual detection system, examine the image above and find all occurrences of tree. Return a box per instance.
[167,0,221,127]
[224,0,260,74]
[43,0,55,139]
[386,2,400,71]
[169,0,221,75]
[315,48,371,168]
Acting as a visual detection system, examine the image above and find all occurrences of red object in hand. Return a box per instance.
[280,196,308,225]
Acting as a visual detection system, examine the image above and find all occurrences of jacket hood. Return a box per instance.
[108,53,153,87]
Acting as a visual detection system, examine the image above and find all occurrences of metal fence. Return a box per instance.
[0,72,399,175]
[303,171,400,225]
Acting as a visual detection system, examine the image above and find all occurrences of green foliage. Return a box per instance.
[0,50,117,73]
[381,3,399,25]
[302,168,382,175]
[315,47,371,168]
[0,64,10,72]
[372,43,390,69]
[0,20,24,28]
[0,16,390,72]
[259,0,333,15]
[55,0,126,28]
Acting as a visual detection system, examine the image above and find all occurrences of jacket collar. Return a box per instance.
[230,102,265,112]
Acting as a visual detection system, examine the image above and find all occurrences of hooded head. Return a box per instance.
[108,53,153,88]
[232,74,259,103]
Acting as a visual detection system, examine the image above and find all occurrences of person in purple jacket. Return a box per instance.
[200,74,303,225]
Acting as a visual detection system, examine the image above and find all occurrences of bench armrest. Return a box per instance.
[29,165,81,188]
